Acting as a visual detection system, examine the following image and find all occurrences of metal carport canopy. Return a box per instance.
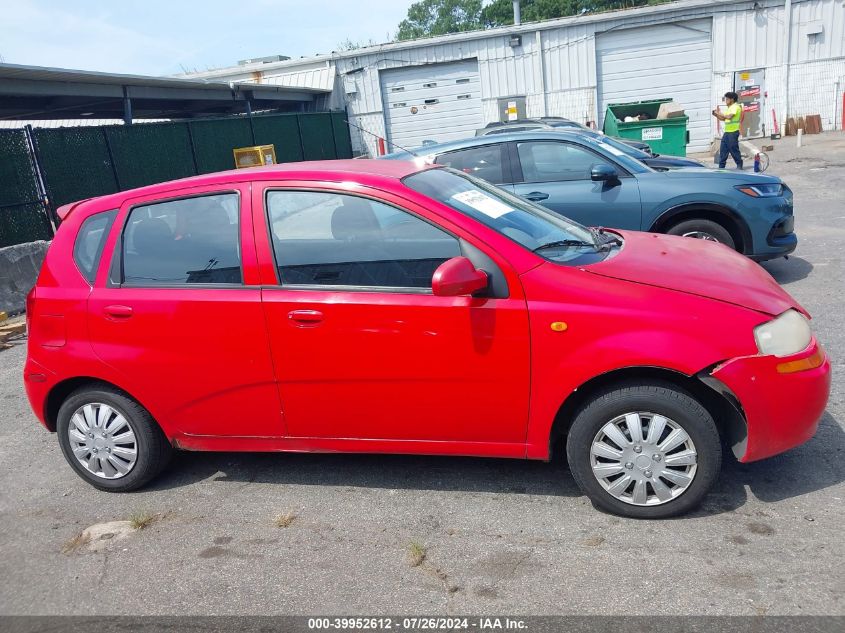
[0,63,328,121]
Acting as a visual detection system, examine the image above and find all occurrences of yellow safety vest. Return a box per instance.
[724,103,742,133]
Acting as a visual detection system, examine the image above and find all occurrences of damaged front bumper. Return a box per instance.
[701,339,831,462]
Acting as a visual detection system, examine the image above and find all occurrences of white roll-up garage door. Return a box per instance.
[596,19,713,153]
[380,59,483,152]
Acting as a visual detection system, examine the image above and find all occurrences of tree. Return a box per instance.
[481,0,675,27]
[336,38,379,51]
[397,0,484,41]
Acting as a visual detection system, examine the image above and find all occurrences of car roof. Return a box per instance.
[485,117,575,126]
[68,159,431,217]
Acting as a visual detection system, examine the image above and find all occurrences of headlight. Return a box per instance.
[754,309,812,357]
[736,183,784,197]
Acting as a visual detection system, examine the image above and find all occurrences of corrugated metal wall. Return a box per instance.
[191,0,845,156]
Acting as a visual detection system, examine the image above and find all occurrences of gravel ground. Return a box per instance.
[0,132,843,616]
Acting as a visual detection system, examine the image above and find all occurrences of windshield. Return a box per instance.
[581,135,654,174]
[403,167,615,264]
[599,135,651,159]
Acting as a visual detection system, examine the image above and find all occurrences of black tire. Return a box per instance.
[666,218,736,250]
[57,384,172,492]
[566,383,721,519]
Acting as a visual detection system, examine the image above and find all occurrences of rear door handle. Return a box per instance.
[524,191,549,201]
[104,305,133,319]
[288,309,324,326]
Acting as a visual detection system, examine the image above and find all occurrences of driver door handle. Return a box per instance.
[103,305,133,319]
[288,309,324,326]
[524,191,549,201]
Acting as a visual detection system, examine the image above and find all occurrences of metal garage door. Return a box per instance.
[380,60,483,152]
[596,19,713,153]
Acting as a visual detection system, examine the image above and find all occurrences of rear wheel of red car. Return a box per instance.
[57,385,172,492]
[667,219,735,249]
[566,383,721,519]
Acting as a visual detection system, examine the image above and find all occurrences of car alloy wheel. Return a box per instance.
[681,231,719,242]
[590,411,698,506]
[67,402,138,479]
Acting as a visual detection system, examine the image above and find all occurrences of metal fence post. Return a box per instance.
[185,122,200,175]
[245,95,257,146]
[101,128,122,191]
[24,124,57,231]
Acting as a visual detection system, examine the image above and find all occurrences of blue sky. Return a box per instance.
[0,0,415,76]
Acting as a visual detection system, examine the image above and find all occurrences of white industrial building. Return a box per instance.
[186,0,845,156]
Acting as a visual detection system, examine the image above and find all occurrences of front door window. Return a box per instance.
[266,190,461,290]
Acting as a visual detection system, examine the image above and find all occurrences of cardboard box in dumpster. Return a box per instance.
[657,102,685,119]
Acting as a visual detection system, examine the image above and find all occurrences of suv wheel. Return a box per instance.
[566,383,721,519]
[57,385,172,492]
[667,219,735,249]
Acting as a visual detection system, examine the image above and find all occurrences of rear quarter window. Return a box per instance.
[73,210,117,283]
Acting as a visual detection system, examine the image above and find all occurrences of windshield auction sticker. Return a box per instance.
[451,190,513,218]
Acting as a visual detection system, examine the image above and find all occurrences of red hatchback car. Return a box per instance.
[24,160,830,518]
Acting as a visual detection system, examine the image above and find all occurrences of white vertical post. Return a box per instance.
[534,30,547,117]
[783,0,792,127]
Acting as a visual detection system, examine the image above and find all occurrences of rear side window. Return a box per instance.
[74,210,117,283]
[434,145,508,184]
[122,193,241,286]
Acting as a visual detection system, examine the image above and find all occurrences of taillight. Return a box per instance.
[25,287,35,330]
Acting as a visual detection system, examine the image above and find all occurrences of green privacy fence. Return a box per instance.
[0,129,54,248]
[0,111,353,246]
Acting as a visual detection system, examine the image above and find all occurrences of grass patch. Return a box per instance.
[274,511,298,528]
[61,531,91,555]
[129,512,159,530]
[408,541,426,567]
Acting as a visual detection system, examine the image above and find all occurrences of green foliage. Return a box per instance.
[395,0,678,41]
[336,38,379,51]
[397,0,484,40]
[482,0,676,28]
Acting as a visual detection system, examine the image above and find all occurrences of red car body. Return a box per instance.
[24,160,829,470]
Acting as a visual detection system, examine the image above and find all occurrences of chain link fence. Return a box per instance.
[0,111,353,247]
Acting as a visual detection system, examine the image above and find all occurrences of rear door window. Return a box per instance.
[121,193,241,285]
[434,144,509,184]
[74,210,117,283]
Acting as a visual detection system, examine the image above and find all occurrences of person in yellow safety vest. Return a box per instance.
[712,91,743,169]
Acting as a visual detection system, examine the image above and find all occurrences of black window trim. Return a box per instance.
[262,187,501,296]
[108,189,243,289]
[508,139,632,185]
[432,142,514,185]
[73,208,118,285]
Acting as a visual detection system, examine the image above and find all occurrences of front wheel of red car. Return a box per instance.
[57,385,173,492]
[566,383,721,519]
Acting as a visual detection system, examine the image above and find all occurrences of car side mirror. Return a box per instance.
[432,257,488,297]
[591,164,619,182]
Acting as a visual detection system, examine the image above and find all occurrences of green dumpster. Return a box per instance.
[603,99,689,157]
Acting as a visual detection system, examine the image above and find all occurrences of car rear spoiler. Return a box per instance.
[56,200,89,222]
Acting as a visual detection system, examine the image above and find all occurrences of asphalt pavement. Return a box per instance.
[0,132,843,616]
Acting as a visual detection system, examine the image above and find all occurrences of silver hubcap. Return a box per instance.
[682,231,719,242]
[68,403,137,480]
[590,412,698,506]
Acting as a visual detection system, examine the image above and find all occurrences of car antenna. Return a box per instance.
[343,118,420,157]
